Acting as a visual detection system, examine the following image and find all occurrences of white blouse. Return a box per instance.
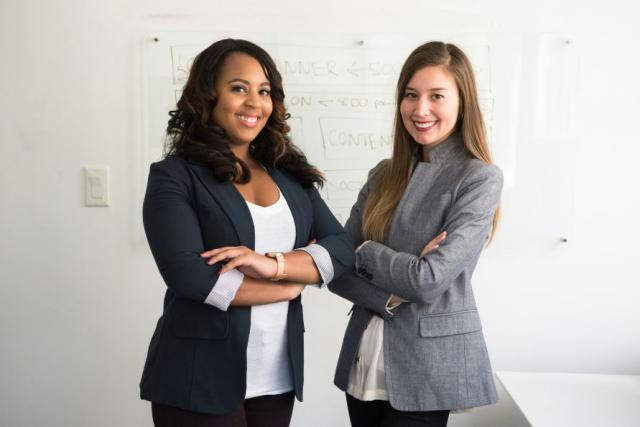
[244,193,296,399]
[202,187,336,398]
[346,315,389,400]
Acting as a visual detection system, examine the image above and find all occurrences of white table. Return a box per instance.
[496,371,640,427]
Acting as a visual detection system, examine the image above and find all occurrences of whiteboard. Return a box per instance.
[143,33,577,239]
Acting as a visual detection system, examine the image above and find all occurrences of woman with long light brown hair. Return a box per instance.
[329,41,503,426]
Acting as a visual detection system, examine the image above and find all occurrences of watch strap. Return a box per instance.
[266,252,287,281]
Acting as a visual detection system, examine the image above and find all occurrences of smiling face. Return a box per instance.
[212,52,273,147]
[400,65,460,157]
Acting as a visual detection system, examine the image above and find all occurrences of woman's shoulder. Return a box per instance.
[455,154,502,182]
[150,154,187,169]
[368,158,390,180]
[452,158,503,198]
[151,154,187,167]
[147,155,194,184]
[152,154,200,172]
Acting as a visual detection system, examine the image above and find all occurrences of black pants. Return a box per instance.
[346,394,450,427]
[151,392,295,427]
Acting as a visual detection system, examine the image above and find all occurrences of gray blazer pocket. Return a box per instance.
[419,309,481,337]
[172,299,229,340]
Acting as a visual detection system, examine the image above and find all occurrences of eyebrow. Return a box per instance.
[226,78,271,87]
[405,86,449,92]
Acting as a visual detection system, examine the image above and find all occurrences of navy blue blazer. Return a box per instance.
[139,155,354,414]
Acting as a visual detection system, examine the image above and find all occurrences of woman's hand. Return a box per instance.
[200,246,278,279]
[388,294,408,306]
[420,231,447,257]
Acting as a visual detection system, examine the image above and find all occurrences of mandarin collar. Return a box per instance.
[421,131,464,164]
[408,132,464,175]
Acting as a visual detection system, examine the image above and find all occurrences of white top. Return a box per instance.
[346,240,402,401]
[346,315,389,400]
[201,185,337,398]
[244,193,297,399]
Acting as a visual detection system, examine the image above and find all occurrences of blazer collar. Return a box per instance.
[187,160,307,250]
[187,160,255,249]
[413,131,465,166]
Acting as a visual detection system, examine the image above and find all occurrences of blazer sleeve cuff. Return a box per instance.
[295,243,335,288]
[355,240,399,282]
[204,269,244,311]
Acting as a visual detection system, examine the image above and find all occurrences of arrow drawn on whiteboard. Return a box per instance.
[346,62,364,77]
[318,99,334,107]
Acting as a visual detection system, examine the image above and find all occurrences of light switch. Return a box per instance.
[84,167,109,206]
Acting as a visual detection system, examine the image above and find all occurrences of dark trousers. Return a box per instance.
[151,392,295,427]
[346,394,450,427]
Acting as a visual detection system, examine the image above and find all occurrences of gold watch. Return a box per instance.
[265,252,287,281]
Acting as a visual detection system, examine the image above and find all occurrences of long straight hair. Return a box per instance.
[362,41,500,242]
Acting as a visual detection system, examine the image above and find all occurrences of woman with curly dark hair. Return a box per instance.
[139,39,354,427]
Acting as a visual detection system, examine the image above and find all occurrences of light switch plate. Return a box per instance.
[84,167,109,206]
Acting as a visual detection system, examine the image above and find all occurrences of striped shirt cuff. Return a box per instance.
[204,269,244,311]
[295,243,334,288]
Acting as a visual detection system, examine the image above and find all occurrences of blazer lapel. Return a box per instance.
[187,161,255,249]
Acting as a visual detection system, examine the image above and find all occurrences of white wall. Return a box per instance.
[1,1,638,426]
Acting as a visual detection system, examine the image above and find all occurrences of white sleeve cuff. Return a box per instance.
[204,269,244,311]
[295,243,334,288]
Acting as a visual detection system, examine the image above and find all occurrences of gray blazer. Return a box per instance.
[329,133,502,411]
